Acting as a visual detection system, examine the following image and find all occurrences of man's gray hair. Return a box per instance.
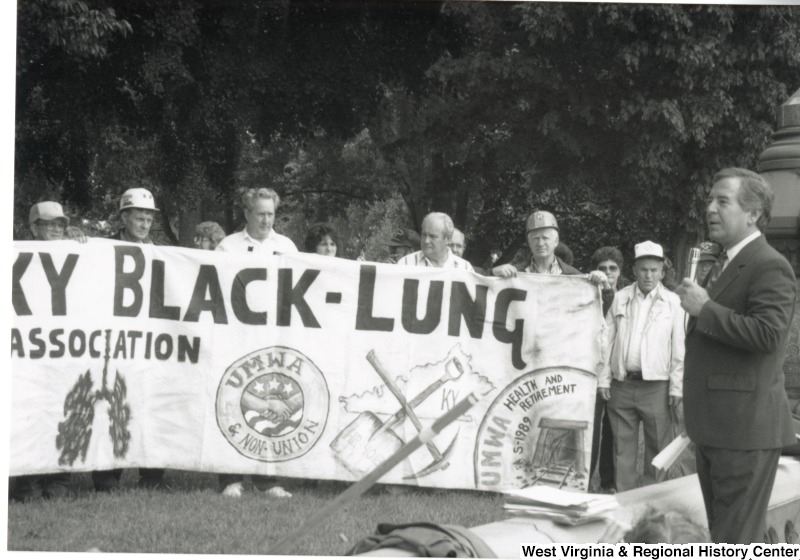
[241,187,281,212]
[195,221,226,244]
[712,168,774,231]
[423,212,454,240]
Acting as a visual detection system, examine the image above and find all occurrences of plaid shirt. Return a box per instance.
[524,258,562,275]
[396,249,474,271]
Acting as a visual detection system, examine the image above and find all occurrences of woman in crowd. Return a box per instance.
[590,246,629,494]
[304,223,338,257]
[193,221,226,250]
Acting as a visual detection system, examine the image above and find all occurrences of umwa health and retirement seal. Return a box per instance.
[216,346,329,462]
[473,366,594,491]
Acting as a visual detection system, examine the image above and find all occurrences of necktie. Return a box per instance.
[705,251,728,290]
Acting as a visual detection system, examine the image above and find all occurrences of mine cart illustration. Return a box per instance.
[523,417,588,488]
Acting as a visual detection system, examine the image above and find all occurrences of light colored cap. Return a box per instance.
[29,201,69,225]
[525,211,558,233]
[634,240,664,261]
[119,188,159,212]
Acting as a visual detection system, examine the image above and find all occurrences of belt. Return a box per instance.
[625,371,643,381]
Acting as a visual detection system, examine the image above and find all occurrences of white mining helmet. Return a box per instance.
[119,188,159,212]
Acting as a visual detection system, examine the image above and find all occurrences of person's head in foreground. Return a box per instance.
[624,507,709,543]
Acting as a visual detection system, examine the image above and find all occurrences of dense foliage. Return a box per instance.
[15,1,800,271]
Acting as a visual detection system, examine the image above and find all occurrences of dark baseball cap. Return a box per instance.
[387,228,421,248]
[697,241,722,263]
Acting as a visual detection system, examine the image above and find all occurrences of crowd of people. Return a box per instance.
[13,167,798,545]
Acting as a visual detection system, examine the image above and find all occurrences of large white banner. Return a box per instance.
[11,239,605,491]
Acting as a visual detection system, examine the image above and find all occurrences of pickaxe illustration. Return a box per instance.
[371,356,465,440]
[366,350,461,478]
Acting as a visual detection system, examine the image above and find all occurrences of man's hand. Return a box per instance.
[66,226,88,244]
[669,396,682,408]
[587,270,610,289]
[599,387,611,401]
[675,278,710,317]
[492,264,518,278]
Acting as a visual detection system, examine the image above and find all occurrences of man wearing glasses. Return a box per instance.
[10,202,74,501]
[588,246,630,494]
[29,201,70,241]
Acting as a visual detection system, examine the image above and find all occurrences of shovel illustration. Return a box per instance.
[364,350,459,479]
[330,352,464,479]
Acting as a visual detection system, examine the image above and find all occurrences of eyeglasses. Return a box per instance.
[35,220,66,230]
[598,264,619,272]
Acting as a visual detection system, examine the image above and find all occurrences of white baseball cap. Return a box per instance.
[29,201,69,225]
[119,188,159,212]
[634,240,664,261]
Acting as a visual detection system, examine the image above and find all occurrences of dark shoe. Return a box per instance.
[41,473,70,499]
[251,475,278,492]
[138,477,173,492]
[93,470,122,492]
[384,484,413,496]
[10,478,43,502]
[43,481,69,499]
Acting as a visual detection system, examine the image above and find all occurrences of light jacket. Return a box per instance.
[599,282,685,397]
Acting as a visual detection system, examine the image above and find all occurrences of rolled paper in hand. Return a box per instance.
[686,248,702,281]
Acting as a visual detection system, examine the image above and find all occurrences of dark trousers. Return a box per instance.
[607,379,672,491]
[590,395,615,489]
[93,468,164,489]
[10,472,71,500]
[696,445,781,544]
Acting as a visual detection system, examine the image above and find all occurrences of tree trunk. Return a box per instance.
[178,205,201,248]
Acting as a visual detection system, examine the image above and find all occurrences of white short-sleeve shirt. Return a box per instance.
[215,228,298,254]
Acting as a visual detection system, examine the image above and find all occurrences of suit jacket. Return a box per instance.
[684,235,796,450]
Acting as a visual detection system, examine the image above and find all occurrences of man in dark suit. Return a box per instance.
[676,168,797,544]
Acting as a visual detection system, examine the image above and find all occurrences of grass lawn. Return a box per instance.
[8,426,681,554]
[7,471,506,555]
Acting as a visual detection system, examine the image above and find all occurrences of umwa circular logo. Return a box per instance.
[216,346,329,462]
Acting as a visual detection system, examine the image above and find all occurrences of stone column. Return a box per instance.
[758,87,800,410]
